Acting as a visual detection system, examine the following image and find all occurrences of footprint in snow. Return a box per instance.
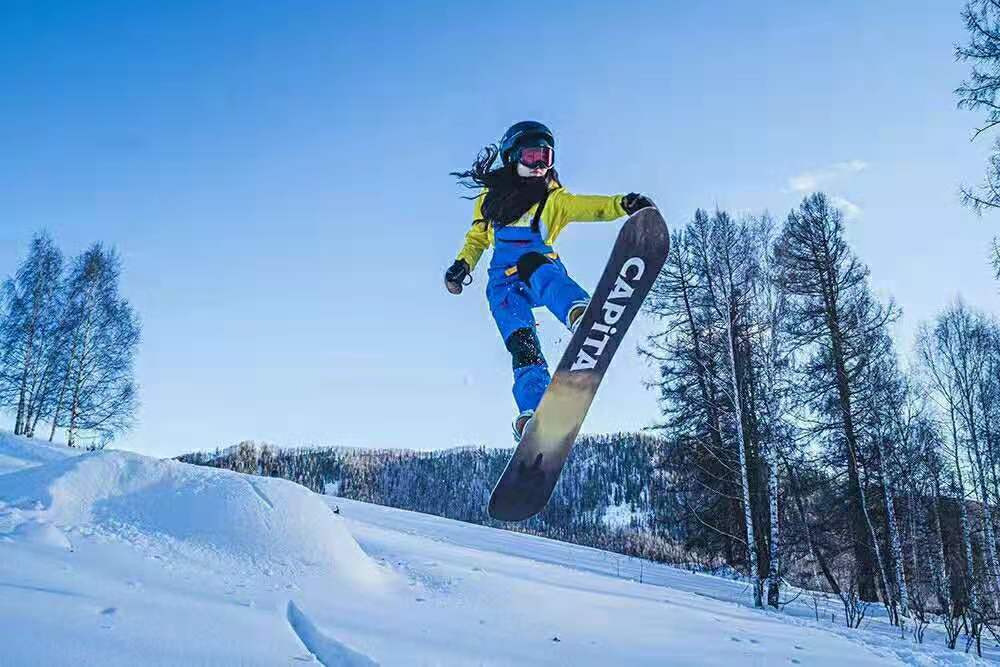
[730,637,741,642]
[748,639,759,644]
[791,660,801,665]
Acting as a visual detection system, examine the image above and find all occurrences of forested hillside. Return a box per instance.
[179,433,691,562]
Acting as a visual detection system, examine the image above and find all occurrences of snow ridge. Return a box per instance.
[287,601,380,667]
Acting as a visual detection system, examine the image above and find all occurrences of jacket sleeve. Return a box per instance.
[455,194,490,271]
[552,190,627,223]
[544,189,626,242]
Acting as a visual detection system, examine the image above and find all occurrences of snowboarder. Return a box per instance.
[445,121,654,441]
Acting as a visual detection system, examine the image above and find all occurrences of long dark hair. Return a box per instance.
[451,144,559,229]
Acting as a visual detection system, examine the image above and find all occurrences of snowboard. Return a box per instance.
[488,207,670,522]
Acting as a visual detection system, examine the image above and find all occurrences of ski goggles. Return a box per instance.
[516,146,554,169]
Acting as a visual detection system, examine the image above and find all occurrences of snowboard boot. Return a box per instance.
[568,301,589,333]
[512,409,535,442]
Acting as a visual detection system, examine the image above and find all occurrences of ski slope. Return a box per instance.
[0,432,988,665]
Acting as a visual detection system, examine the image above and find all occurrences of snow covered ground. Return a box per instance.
[0,432,991,665]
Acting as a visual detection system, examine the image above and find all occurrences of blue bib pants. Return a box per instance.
[486,226,590,413]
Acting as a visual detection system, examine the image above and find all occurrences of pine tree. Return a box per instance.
[774,193,898,604]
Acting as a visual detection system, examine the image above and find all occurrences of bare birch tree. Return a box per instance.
[0,234,64,436]
[49,245,140,448]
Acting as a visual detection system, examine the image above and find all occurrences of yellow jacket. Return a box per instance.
[455,184,626,271]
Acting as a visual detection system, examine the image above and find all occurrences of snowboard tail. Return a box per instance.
[488,207,670,522]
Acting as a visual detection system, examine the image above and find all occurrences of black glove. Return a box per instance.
[621,192,655,215]
[445,259,470,295]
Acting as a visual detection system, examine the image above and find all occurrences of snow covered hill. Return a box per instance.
[0,432,989,665]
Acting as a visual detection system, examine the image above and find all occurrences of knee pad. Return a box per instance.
[516,252,552,285]
[505,327,546,369]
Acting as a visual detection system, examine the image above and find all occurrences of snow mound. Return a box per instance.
[0,431,77,475]
[0,441,385,586]
[10,519,73,550]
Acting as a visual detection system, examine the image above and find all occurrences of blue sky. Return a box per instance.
[1,1,996,458]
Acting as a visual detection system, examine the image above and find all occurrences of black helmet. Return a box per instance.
[500,121,555,166]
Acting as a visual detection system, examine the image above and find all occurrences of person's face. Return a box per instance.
[517,162,550,178]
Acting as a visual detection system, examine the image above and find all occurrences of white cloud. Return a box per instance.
[788,173,819,192]
[787,160,869,193]
[830,195,862,220]
[786,161,867,220]
[834,160,869,173]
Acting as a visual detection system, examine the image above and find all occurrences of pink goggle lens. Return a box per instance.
[518,146,553,168]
